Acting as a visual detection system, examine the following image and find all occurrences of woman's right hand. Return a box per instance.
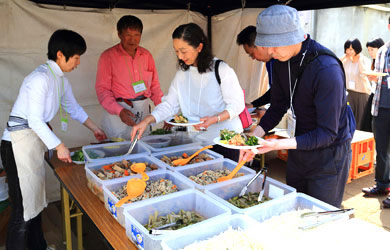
[131,115,156,141]
[56,143,72,163]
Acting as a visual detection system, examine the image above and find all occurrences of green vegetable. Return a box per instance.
[150,128,172,135]
[245,136,259,146]
[219,129,237,141]
[71,150,84,162]
[228,192,271,208]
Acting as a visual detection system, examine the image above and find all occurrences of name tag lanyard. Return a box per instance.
[287,49,308,138]
[124,55,146,93]
[47,63,68,131]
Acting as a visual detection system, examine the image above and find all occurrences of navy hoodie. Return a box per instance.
[259,35,351,150]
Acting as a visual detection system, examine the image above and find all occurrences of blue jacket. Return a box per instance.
[259,35,352,150]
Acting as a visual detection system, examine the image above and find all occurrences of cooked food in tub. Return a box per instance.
[112,178,178,204]
[160,153,213,166]
[92,159,158,180]
[189,169,244,185]
[144,210,205,231]
[228,192,271,208]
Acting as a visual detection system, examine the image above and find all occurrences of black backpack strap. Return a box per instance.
[215,59,223,85]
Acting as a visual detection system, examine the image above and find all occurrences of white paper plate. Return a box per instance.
[165,117,204,126]
[363,71,388,77]
[213,136,264,149]
[70,151,85,165]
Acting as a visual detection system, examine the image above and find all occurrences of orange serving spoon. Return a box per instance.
[217,160,246,182]
[172,145,213,166]
[115,163,149,207]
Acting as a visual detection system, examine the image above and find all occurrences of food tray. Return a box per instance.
[161,214,259,250]
[204,174,296,214]
[124,189,231,250]
[247,192,351,224]
[103,170,194,227]
[82,141,151,163]
[85,153,165,202]
[140,132,201,153]
[174,159,255,191]
[151,145,223,171]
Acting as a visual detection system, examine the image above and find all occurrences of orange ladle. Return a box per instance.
[172,145,213,166]
[217,160,246,182]
[115,163,149,207]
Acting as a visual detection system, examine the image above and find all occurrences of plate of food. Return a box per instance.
[70,150,85,164]
[363,71,388,77]
[165,114,204,126]
[213,129,264,149]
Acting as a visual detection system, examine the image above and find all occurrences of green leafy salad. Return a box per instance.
[219,129,259,146]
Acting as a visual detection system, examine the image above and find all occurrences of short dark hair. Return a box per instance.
[172,23,213,74]
[47,29,86,61]
[236,26,256,47]
[117,15,143,33]
[344,38,362,54]
[366,37,385,49]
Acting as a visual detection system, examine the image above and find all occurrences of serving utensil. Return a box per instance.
[300,208,354,218]
[299,208,354,230]
[149,219,184,235]
[124,131,139,156]
[257,167,268,202]
[115,172,149,207]
[217,160,246,182]
[239,165,267,197]
[172,145,213,166]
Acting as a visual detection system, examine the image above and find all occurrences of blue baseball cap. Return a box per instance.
[255,5,306,47]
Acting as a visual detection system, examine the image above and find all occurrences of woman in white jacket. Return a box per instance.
[131,23,245,160]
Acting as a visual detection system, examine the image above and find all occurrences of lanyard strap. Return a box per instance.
[47,63,68,120]
[124,53,143,84]
[288,49,308,114]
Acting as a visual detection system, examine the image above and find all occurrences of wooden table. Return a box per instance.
[46,152,137,250]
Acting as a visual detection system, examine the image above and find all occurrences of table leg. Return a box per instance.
[76,207,83,250]
[62,187,72,250]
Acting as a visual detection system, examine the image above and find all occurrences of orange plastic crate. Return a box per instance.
[350,131,375,180]
[278,149,288,162]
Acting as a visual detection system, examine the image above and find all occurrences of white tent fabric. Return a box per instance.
[0,0,267,201]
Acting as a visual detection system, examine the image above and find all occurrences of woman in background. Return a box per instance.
[361,37,385,132]
[341,38,371,130]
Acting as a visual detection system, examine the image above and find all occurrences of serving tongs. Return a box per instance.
[299,208,354,230]
[300,208,354,218]
[149,219,184,235]
[124,131,139,156]
[238,166,268,198]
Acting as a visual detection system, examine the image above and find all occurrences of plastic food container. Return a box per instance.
[124,189,231,250]
[204,174,296,214]
[161,213,260,250]
[82,141,150,163]
[140,132,201,153]
[152,145,223,171]
[103,170,194,227]
[85,153,165,202]
[174,159,255,191]
[247,192,351,225]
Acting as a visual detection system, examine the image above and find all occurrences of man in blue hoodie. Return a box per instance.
[252,5,352,208]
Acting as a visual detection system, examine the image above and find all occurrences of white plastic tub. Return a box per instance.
[174,159,255,191]
[151,145,223,171]
[204,174,296,214]
[140,132,201,153]
[124,189,231,250]
[161,214,260,250]
[85,153,165,202]
[103,170,194,227]
[247,192,353,225]
[82,141,151,163]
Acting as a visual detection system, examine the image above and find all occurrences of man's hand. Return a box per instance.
[163,121,173,131]
[251,125,266,138]
[93,128,107,141]
[56,143,72,163]
[119,109,136,126]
